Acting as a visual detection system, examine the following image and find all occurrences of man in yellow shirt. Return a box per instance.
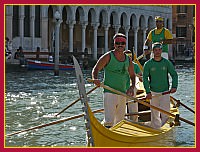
[144,16,174,59]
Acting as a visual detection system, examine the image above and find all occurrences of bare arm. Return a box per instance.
[126,58,136,96]
[162,38,176,44]
[128,59,135,87]
[144,39,152,48]
[92,53,110,86]
[144,39,152,55]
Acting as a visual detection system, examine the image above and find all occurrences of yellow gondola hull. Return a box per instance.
[87,102,179,147]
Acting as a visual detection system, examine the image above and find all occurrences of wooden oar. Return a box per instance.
[125,110,151,116]
[128,90,171,102]
[136,53,145,61]
[6,108,104,137]
[134,52,144,71]
[170,96,195,114]
[87,79,195,126]
[55,85,99,117]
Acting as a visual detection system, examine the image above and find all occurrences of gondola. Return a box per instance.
[26,59,75,70]
[73,56,182,147]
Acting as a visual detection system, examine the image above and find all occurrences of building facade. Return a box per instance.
[172,5,195,60]
[5,5,172,62]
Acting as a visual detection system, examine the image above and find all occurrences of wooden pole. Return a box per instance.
[170,96,195,114]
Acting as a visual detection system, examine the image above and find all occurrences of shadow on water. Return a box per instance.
[5,63,195,147]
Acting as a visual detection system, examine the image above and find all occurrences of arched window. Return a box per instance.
[12,6,19,38]
[24,6,30,37]
[35,5,40,37]
[177,6,187,13]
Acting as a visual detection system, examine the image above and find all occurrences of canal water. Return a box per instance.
[5,62,195,147]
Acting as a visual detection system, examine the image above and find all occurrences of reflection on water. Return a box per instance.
[5,63,195,147]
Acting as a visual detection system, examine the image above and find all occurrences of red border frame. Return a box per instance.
[2,1,198,152]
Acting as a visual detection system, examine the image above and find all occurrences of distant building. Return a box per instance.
[172,5,195,61]
[5,5,172,61]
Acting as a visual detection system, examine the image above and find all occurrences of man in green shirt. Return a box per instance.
[143,42,178,129]
[92,33,135,128]
[144,16,174,59]
[124,50,143,122]
[124,50,142,80]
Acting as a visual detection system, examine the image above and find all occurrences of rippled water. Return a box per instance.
[5,63,195,147]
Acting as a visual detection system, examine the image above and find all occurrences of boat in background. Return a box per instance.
[26,59,75,71]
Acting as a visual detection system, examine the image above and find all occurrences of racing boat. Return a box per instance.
[72,56,183,147]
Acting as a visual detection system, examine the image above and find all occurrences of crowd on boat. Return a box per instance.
[91,16,178,129]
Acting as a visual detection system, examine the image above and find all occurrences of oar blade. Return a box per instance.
[72,56,87,101]
[72,56,94,146]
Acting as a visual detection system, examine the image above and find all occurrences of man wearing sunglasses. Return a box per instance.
[144,16,174,59]
[92,33,136,128]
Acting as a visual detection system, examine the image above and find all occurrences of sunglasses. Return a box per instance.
[115,42,126,45]
[156,20,163,23]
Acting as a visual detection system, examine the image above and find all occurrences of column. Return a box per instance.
[124,26,130,50]
[54,11,62,76]
[68,22,75,52]
[41,17,48,51]
[92,23,99,60]
[19,6,25,48]
[104,25,109,53]
[5,6,13,41]
[142,28,148,46]
[113,25,120,34]
[30,6,35,51]
[81,23,87,52]
[133,27,139,56]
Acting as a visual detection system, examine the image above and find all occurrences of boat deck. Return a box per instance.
[110,120,162,137]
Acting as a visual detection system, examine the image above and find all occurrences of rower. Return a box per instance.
[124,50,144,122]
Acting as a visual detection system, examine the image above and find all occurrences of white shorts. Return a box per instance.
[150,91,170,129]
[102,92,126,127]
[127,86,138,122]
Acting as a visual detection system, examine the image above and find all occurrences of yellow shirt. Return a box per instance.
[147,27,173,41]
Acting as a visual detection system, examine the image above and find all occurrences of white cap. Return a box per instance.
[143,46,148,50]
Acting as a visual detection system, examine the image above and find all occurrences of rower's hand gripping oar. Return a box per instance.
[87,78,195,127]
[136,90,171,101]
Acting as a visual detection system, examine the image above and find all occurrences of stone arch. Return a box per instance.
[130,14,138,28]
[88,8,97,24]
[110,11,119,26]
[147,16,154,33]
[119,12,128,34]
[47,6,54,52]
[99,9,108,27]
[64,6,74,22]
[139,15,146,29]
[108,11,117,50]
[73,6,86,52]
[60,6,68,61]
[75,6,86,24]
[129,14,138,51]
[86,8,98,56]
[137,15,146,55]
